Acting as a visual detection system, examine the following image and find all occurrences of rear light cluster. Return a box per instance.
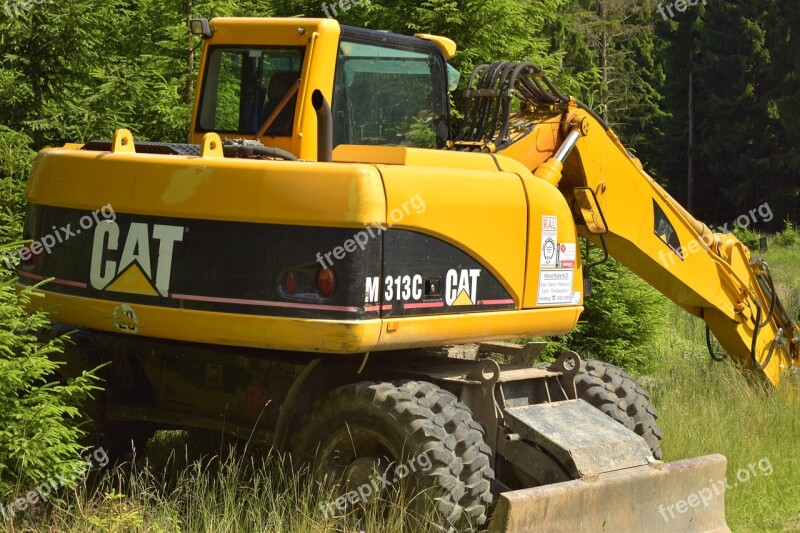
[282,272,296,294]
[280,266,335,298]
[316,268,335,296]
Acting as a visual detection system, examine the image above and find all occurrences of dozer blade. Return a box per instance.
[488,453,730,532]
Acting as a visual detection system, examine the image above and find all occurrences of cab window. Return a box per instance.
[332,39,449,148]
[197,47,304,136]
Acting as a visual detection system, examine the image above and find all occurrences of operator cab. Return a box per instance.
[331,26,451,149]
[191,19,455,156]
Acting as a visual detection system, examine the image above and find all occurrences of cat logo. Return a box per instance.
[445,269,480,306]
[89,221,184,297]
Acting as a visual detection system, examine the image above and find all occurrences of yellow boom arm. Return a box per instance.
[503,101,799,387]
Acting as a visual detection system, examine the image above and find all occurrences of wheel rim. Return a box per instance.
[317,424,399,485]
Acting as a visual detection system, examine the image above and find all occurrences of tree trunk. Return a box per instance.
[687,41,694,211]
[184,0,194,105]
[599,1,610,124]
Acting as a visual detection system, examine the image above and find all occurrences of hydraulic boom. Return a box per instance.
[461,61,800,386]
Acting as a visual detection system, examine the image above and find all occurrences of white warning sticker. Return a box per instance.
[558,243,576,269]
[537,270,574,305]
[541,216,558,269]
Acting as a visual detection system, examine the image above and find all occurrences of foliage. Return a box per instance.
[651,294,800,532]
[0,438,442,532]
[0,158,101,506]
[652,0,800,226]
[0,257,101,500]
[773,219,800,248]
[0,127,35,182]
[564,0,667,147]
[559,241,669,374]
[732,225,761,252]
[0,128,34,244]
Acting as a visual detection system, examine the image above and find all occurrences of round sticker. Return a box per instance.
[112,303,140,334]
[543,238,556,261]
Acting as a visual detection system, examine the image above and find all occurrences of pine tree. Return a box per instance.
[562,0,666,150]
[764,0,800,223]
[692,0,775,222]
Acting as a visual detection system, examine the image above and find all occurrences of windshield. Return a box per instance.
[332,39,449,149]
[197,47,304,136]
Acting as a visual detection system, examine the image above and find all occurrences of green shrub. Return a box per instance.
[560,241,669,375]
[773,219,800,248]
[0,126,35,181]
[0,127,35,245]
[0,258,102,502]
[0,160,102,511]
[732,225,761,251]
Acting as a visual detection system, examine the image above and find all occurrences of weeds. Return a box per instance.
[1,431,442,533]
[773,220,800,248]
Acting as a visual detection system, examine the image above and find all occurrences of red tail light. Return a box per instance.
[283,271,296,294]
[316,268,335,296]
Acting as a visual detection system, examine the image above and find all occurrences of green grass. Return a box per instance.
[650,242,800,532]
[650,310,800,532]
[1,433,441,533]
[761,238,800,318]
[4,244,799,533]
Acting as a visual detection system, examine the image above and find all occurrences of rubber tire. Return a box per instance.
[537,359,663,460]
[398,381,494,529]
[291,381,489,532]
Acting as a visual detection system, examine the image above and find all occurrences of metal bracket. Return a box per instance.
[546,350,580,399]
[461,359,503,459]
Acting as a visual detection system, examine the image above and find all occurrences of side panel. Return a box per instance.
[377,163,529,307]
[378,229,515,317]
[19,148,582,352]
[519,175,584,309]
[19,150,388,350]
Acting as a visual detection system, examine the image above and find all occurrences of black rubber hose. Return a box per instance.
[755,261,778,329]
[575,100,611,131]
[751,304,764,369]
[706,325,727,362]
[222,144,298,161]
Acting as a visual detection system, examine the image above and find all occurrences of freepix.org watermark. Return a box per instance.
[0,447,110,522]
[319,450,432,518]
[315,195,426,269]
[659,456,773,522]
[657,0,707,21]
[1,204,116,270]
[321,0,369,19]
[658,202,773,267]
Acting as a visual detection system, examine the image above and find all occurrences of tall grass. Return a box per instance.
[650,243,800,532]
[1,433,441,533]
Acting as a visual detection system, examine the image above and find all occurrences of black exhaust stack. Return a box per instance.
[312,89,333,163]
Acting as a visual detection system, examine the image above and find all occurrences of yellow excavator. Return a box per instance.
[17,17,798,532]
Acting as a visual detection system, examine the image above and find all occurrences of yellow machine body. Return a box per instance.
[23,139,582,351]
